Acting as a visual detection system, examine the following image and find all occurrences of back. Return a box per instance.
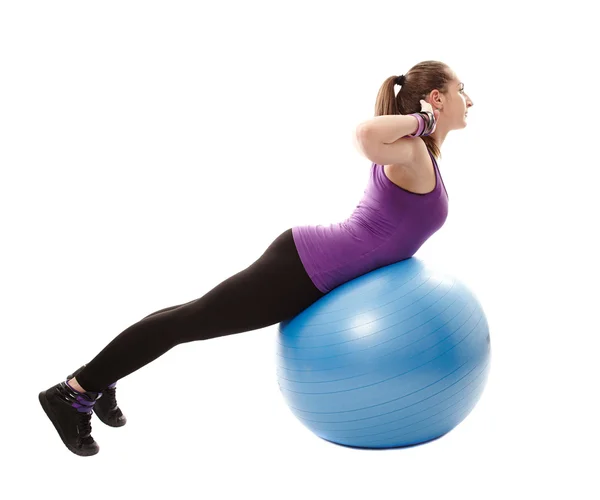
[292,149,449,293]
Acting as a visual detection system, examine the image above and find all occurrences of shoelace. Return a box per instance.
[59,381,98,439]
[102,386,117,409]
[77,411,93,440]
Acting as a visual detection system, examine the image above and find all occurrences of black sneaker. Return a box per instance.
[39,380,102,456]
[67,365,127,427]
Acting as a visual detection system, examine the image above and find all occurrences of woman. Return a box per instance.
[39,60,474,456]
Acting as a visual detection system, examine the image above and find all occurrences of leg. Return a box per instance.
[140,299,197,320]
[74,228,325,393]
[68,300,202,393]
[67,300,198,393]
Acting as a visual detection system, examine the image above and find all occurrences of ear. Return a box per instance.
[425,89,443,109]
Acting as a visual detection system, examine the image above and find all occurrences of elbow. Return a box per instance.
[355,124,382,164]
[356,122,374,144]
[354,124,375,159]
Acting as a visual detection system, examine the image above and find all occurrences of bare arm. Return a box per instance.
[356,114,420,144]
[354,115,421,166]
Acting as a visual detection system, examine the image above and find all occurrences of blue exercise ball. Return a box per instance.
[276,257,491,449]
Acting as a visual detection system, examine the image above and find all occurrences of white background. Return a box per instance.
[1,1,598,498]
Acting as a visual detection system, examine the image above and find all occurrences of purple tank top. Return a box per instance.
[292,149,449,293]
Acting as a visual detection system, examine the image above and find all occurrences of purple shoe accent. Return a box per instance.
[75,395,95,405]
[107,382,117,389]
[64,380,101,412]
[73,396,96,412]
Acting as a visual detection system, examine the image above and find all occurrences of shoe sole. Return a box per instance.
[38,390,99,457]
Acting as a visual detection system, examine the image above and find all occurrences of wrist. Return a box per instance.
[407,112,435,137]
[407,113,424,137]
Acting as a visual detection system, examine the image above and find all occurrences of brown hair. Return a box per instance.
[374,60,454,160]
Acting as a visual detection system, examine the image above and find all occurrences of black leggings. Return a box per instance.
[76,228,326,393]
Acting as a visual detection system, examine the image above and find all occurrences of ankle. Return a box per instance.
[67,377,87,394]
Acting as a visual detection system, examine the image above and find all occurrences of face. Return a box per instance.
[424,73,474,134]
[450,78,474,127]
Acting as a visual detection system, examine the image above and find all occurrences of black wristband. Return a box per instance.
[417,111,436,136]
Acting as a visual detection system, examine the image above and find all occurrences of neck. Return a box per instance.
[430,120,451,150]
